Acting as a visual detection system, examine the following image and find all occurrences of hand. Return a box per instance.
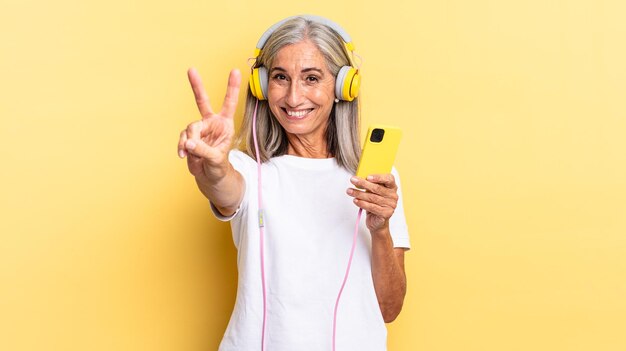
[346,174,399,233]
[178,68,241,181]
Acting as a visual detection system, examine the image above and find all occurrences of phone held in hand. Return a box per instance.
[356,125,402,179]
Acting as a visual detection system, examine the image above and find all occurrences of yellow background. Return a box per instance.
[1,0,625,350]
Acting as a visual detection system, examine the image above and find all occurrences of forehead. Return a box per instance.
[271,40,328,70]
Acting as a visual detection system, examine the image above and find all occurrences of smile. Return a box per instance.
[283,108,313,119]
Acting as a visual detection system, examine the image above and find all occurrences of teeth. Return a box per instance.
[286,109,311,118]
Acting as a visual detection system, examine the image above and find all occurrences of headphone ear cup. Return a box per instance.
[335,66,360,101]
[250,66,269,100]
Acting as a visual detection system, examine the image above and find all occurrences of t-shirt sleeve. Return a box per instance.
[209,150,254,222]
[389,167,411,249]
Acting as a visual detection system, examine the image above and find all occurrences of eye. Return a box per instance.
[272,73,287,80]
[306,76,319,83]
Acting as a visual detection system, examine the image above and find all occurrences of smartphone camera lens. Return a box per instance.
[370,128,385,143]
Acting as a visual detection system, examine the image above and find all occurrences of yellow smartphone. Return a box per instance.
[356,125,402,179]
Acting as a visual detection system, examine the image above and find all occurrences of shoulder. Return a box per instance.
[228,149,257,174]
[229,149,255,164]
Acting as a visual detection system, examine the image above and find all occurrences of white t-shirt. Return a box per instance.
[213,150,410,351]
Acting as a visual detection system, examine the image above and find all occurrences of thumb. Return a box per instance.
[185,139,223,162]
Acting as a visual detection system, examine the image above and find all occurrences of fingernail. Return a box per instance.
[367,175,374,181]
[185,140,196,149]
[346,188,353,195]
[350,177,358,183]
[178,149,186,158]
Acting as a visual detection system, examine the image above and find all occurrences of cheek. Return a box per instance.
[312,83,336,105]
[267,84,283,101]
[268,102,282,119]
[267,87,283,111]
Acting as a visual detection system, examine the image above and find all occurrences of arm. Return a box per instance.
[371,231,407,323]
[193,160,244,217]
[177,68,244,216]
[347,174,407,322]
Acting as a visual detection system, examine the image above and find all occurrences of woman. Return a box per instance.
[178,15,410,351]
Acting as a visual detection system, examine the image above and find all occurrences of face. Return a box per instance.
[267,40,336,148]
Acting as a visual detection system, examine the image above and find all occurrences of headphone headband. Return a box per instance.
[255,15,353,54]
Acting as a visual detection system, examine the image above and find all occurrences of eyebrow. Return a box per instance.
[270,67,325,75]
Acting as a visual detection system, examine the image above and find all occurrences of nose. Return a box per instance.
[285,80,305,107]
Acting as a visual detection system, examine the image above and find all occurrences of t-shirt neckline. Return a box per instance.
[272,154,338,170]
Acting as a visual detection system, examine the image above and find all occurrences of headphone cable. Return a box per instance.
[252,99,268,351]
[332,207,363,351]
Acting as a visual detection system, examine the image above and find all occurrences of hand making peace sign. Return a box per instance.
[178,68,241,182]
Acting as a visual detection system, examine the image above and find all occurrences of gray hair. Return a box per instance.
[235,16,361,173]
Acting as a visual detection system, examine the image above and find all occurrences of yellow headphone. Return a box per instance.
[249,15,361,102]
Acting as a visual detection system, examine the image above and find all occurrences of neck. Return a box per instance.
[286,135,331,158]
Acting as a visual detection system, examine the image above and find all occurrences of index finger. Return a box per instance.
[187,67,214,117]
[364,174,397,189]
[219,69,241,119]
